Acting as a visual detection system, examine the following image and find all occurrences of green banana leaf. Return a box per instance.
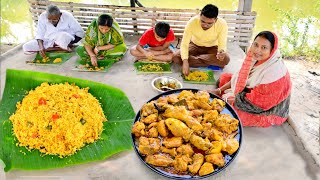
[26,52,73,66]
[0,69,135,172]
[134,62,172,74]
[72,59,116,72]
[183,68,216,84]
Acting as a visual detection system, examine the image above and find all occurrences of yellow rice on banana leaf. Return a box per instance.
[185,71,209,81]
[9,82,107,158]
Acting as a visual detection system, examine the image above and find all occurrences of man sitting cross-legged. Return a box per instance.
[23,4,84,58]
[172,4,230,75]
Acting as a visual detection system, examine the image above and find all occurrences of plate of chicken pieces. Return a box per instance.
[131,89,242,179]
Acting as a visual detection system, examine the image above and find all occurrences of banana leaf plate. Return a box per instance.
[26,52,73,66]
[132,88,242,179]
[0,69,135,172]
[72,58,116,72]
[182,68,216,84]
[134,62,172,74]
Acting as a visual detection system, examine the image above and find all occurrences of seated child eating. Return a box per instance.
[130,22,175,62]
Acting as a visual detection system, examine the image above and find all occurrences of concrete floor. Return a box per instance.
[0,35,319,180]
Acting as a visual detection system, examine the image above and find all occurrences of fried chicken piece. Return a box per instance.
[157,96,168,104]
[188,153,204,174]
[138,136,161,155]
[141,101,158,117]
[145,154,174,167]
[194,99,212,110]
[146,127,158,138]
[165,118,193,141]
[157,120,169,137]
[195,116,203,123]
[154,100,174,113]
[199,162,214,176]
[173,155,192,172]
[177,90,195,101]
[185,117,203,132]
[131,121,146,137]
[190,109,204,117]
[214,114,239,134]
[203,110,219,123]
[202,123,223,141]
[141,113,158,124]
[186,100,196,110]
[164,107,203,132]
[176,144,194,157]
[160,146,177,157]
[221,138,239,155]
[147,122,158,129]
[167,94,179,104]
[162,137,183,148]
[164,106,189,121]
[201,122,212,136]
[205,153,225,167]
[195,91,210,102]
[211,129,224,141]
[191,91,212,110]
[207,141,222,154]
[190,134,212,151]
[211,98,225,112]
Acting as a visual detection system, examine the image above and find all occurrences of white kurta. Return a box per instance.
[23,11,85,51]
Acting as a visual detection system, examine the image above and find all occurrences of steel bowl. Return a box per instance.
[151,76,183,93]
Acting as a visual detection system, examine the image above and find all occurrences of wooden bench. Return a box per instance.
[27,0,256,48]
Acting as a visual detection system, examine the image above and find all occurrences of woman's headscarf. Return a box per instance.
[223,32,288,100]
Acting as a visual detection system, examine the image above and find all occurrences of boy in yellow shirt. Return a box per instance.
[172,4,230,75]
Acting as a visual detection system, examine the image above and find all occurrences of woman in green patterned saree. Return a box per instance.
[77,14,126,66]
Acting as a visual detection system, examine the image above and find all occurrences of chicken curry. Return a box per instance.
[132,90,240,177]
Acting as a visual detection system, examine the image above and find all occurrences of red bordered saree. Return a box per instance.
[219,32,292,127]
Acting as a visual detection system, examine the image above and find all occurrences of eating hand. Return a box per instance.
[182,60,189,76]
[145,51,154,60]
[207,88,221,95]
[94,46,100,54]
[39,49,46,58]
[90,56,98,67]
[216,50,226,61]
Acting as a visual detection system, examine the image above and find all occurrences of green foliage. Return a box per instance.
[316,0,320,12]
[1,0,30,23]
[269,2,320,62]
[0,0,31,42]
[303,47,320,62]
[0,21,16,42]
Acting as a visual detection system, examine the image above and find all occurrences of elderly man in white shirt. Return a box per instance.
[23,4,85,58]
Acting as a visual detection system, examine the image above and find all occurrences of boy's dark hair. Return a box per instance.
[155,22,170,38]
[98,14,113,27]
[254,31,275,50]
[200,4,219,18]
